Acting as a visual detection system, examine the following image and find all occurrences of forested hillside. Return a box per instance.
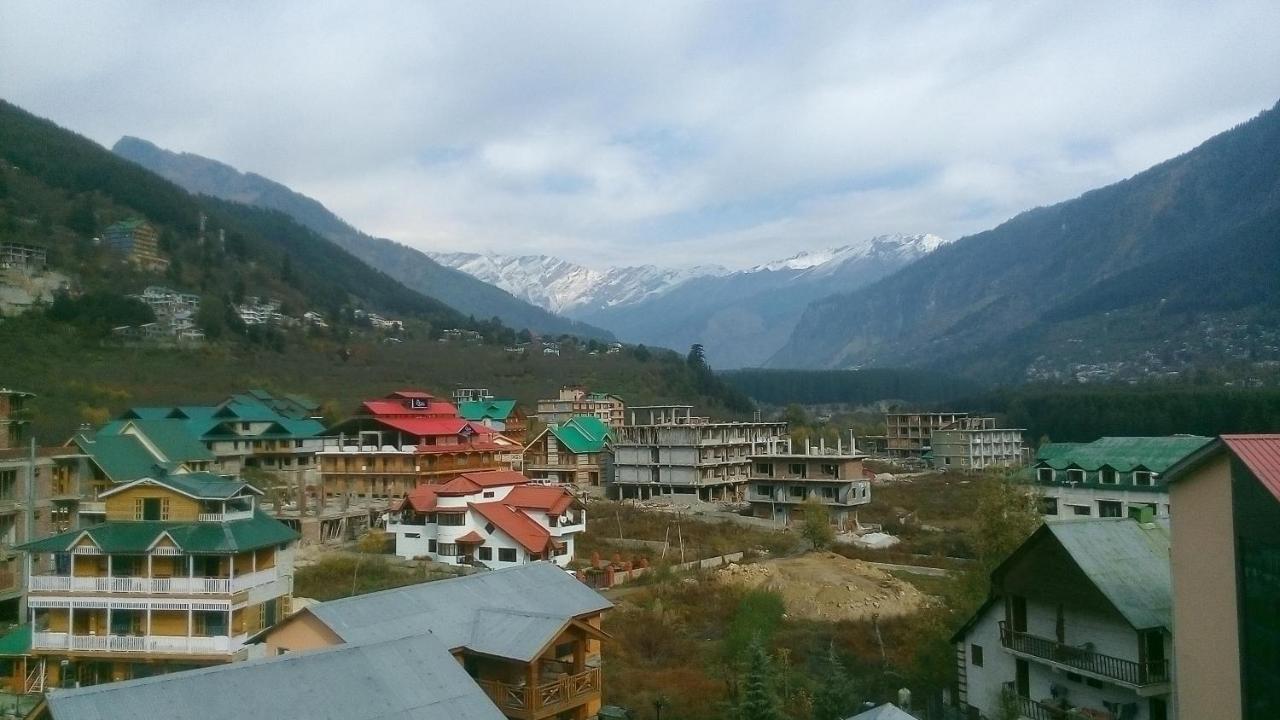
[771,100,1280,384]
[0,100,469,333]
[722,368,981,406]
[112,136,615,340]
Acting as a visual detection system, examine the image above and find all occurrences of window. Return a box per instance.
[498,548,517,563]
[1066,468,1085,483]
[135,497,169,521]
[1037,467,1055,483]
[484,522,495,533]
[1039,497,1059,515]
[820,463,838,477]
[404,532,420,539]
[789,486,805,498]
[437,543,457,557]
[1070,505,1092,516]
[478,546,492,561]
[438,513,465,526]
[483,491,495,499]
[0,470,16,501]
[821,487,834,499]
[554,544,568,556]
[428,539,437,553]
[970,644,983,667]
[1098,500,1123,518]
[789,463,807,478]
[756,484,773,497]
[755,463,773,477]
[1133,471,1154,486]
[1100,467,1118,484]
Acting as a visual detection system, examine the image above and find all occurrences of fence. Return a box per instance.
[578,551,746,589]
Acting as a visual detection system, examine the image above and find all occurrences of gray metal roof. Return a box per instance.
[847,703,918,720]
[309,562,612,659]
[44,632,505,720]
[469,609,572,663]
[1046,518,1172,630]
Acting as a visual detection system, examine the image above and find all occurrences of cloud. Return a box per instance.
[3,0,1279,268]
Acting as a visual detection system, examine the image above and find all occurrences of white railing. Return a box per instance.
[32,631,241,654]
[29,567,277,595]
[196,509,255,522]
[78,501,106,514]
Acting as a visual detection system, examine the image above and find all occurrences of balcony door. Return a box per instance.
[1014,659,1029,698]
[1140,629,1165,682]
[1009,595,1027,633]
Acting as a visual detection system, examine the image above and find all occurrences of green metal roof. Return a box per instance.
[1034,436,1211,473]
[121,420,215,463]
[548,416,611,454]
[0,624,31,656]
[457,399,518,422]
[101,473,258,501]
[20,511,297,555]
[74,434,173,482]
[1045,519,1172,630]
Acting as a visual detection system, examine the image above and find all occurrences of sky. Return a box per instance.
[3,2,1280,269]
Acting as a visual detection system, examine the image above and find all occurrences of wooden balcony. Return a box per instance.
[998,621,1169,689]
[477,667,600,720]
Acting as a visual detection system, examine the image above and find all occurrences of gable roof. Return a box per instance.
[98,473,260,501]
[73,433,172,482]
[1221,434,1280,502]
[303,563,611,660]
[997,519,1172,630]
[457,400,518,422]
[437,470,529,496]
[42,632,505,720]
[469,502,551,554]
[502,485,576,515]
[20,511,297,555]
[547,416,611,454]
[1034,436,1210,473]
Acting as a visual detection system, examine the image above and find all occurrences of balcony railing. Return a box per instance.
[477,667,601,718]
[1003,690,1068,720]
[78,501,106,514]
[998,621,1169,687]
[197,508,255,522]
[29,567,278,595]
[32,631,247,654]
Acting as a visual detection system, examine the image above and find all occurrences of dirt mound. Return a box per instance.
[715,552,925,621]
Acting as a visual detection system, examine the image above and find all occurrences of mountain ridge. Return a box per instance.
[112,136,614,340]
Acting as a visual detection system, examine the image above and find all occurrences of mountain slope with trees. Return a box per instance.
[112,136,614,340]
[769,100,1280,383]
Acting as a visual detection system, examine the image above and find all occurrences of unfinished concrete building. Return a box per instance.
[930,417,1026,471]
[747,436,871,528]
[884,411,967,459]
[609,406,787,502]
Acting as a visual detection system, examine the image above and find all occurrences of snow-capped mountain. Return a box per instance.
[435,233,948,367]
[428,252,727,315]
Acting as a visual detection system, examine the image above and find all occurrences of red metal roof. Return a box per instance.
[397,485,440,512]
[503,485,576,515]
[1222,434,1280,502]
[359,400,460,419]
[469,501,551,554]
[375,417,472,437]
[455,531,485,544]
[437,470,529,496]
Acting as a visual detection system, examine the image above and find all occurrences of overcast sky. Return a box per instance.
[3,2,1279,269]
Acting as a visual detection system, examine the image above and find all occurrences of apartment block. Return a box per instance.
[930,417,1025,471]
[0,388,34,451]
[746,437,871,527]
[523,416,611,486]
[954,518,1173,720]
[19,473,297,690]
[884,411,967,459]
[102,219,168,271]
[610,406,787,502]
[1164,435,1280,720]
[1030,436,1210,520]
[536,387,625,430]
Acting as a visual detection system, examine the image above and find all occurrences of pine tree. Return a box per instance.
[811,643,857,720]
[740,636,780,720]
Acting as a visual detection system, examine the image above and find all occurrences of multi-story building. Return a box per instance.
[746,437,871,527]
[318,390,510,506]
[953,518,1173,720]
[536,387,625,429]
[18,472,297,689]
[386,469,584,567]
[0,242,47,271]
[1029,436,1210,520]
[610,406,788,502]
[930,417,1025,471]
[523,416,611,486]
[1164,435,1280,720]
[884,411,967,459]
[102,219,167,271]
[0,388,34,451]
[257,562,612,720]
[455,390,529,444]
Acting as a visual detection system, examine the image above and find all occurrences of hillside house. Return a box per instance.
[18,473,297,689]
[458,396,530,445]
[610,405,788,502]
[1029,436,1211,520]
[1163,435,1280,720]
[386,470,584,567]
[256,562,612,720]
[953,518,1173,720]
[747,437,870,528]
[523,416,611,486]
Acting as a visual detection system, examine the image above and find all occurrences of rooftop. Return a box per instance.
[1035,435,1211,473]
[20,511,297,555]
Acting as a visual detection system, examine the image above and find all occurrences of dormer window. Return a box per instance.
[1037,467,1055,483]
[1133,471,1154,486]
[1066,469,1085,483]
[1100,467,1118,484]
